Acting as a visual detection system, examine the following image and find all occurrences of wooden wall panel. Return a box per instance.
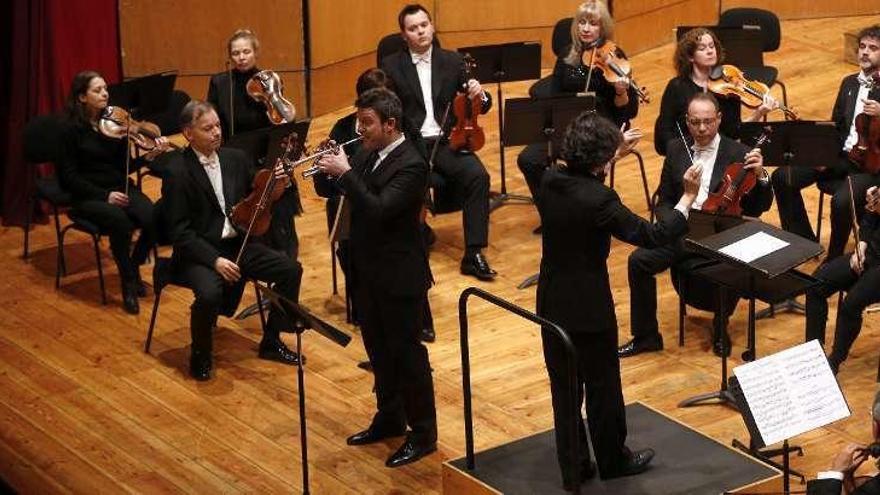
[616,0,719,54]
[310,54,374,116]
[720,0,880,19]
[435,0,573,31]
[308,0,412,67]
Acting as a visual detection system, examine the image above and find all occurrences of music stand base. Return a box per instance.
[518,272,539,290]
[755,298,805,320]
[489,191,533,212]
[678,389,739,409]
[731,438,806,483]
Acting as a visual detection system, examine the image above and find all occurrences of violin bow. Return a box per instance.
[848,175,864,268]
[227,60,235,137]
[584,44,598,93]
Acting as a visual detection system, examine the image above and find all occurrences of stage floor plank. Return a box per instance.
[3,14,880,494]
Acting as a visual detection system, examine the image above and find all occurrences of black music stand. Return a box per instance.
[254,282,351,495]
[458,42,542,211]
[679,221,821,409]
[108,71,177,121]
[505,94,596,289]
[740,121,838,319]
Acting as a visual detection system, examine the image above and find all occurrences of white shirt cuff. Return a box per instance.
[817,470,844,481]
[674,203,690,219]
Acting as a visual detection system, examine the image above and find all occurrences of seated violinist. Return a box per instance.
[518,0,639,222]
[805,185,880,375]
[772,25,880,261]
[653,27,778,157]
[619,92,773,359]
[161,101,303,381]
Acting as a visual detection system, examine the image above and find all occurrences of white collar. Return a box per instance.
[193,148,220,168]
[410,45,433,65]
[377,134,406,164]
[692,133,721,153]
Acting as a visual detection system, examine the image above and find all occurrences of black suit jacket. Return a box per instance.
[656,135,774,221]
[336,138,431,298]
[807,475,880,495]
[161,147,254,269]
[831,73,880,154]
[380,47,492,133]
[536,169,689,335]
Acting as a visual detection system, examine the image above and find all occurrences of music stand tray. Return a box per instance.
[108,70,178,120]
[458,42,542,210]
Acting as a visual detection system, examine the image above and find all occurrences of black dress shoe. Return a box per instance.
[346,425,406,446]
[258,339,304,366]
[420,327,436,343]
[190,351,212,381]
[460,252,497,281]
[122,281,140,315]
[614,448,654,477]
[617,336,663,358]
[563,461,597,491]
[385,438,437,467]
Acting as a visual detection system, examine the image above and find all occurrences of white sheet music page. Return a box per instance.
[718,231,789,264]
[733,340,850,446]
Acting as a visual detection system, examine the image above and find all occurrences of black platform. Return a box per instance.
[446,402,778,494]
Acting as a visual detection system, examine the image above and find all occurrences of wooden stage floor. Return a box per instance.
[2,14,879,494]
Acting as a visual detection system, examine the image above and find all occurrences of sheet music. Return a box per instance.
[733,340,849,446]
[718,231,789,263]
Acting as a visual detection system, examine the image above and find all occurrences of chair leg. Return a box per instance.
[331,242,338,295]
[678,274,687,347]
[54,206,66,276]
[93,234,107,305]
[254,283,268,333]
[23,195,33,259]
[56,225,70,289]
[145,288,163,353]
[634,151,652,214]
[816,191,825,242]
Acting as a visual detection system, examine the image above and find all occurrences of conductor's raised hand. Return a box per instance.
[682,163,703,201]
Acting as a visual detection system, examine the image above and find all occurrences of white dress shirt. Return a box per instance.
[193,149,237,239]
[691,133,722,211]
[844,72,873,152]
[373,134,407,172]
[412,46,443,138]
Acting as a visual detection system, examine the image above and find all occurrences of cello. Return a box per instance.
[848,70,880,173]
[448,54,486,152]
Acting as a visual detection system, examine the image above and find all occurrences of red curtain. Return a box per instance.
[1,0,121,227]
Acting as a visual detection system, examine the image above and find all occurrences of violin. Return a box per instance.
[229,133,302,263]
[247,70,296,125]
[581,40,650,104]
[448,53,485,152]
[848,70,880,174]
[707,65,799,120]
[701,129,772,216]
[98,106,178,152]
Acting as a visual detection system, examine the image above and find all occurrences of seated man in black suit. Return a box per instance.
[162,100,303,381]
[380,3,497,281]
[807,390,880,495]
[317,88,436,468]
[619,92,774,358]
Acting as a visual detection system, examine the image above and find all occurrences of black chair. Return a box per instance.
[527,18,573,99]
[718,8,789,111]
[22,115,108,304]
[376,32,441,66]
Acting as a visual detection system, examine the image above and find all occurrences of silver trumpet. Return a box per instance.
[298,136,363,178]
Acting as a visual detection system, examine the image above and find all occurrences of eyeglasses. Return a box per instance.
[686,117,718,127]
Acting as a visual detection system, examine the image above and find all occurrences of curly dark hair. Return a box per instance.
[674,28,725,78]
[355,68,396,96]
[560,111,621,175]
[356,88,403,130]
[858,25,880,46]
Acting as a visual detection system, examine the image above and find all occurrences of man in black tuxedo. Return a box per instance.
[772,25,880,261]
[380,3,497,281]
[807,390,880,495]
[537,111,703,489]
[161,100,303,381]
[619,92,774,358]
[317,88,436,468]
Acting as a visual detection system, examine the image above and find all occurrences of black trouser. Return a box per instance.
[771,163,880,259]
[430,141,490,250]
[264,187,300,260]
[178,239,303,356]
[542,328,628,481]
[628,243,734,340]
[805,254,880,367]
[357,285,437,444]
[518,142,549,204]
[72,187,155,283]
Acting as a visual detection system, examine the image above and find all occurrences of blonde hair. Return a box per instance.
[227,29,260,56]
[564,1,614,66]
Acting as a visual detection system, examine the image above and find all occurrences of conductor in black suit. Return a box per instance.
[537,111,703,489]
[806,390,880,495]
[316,88,436,468]
[619,92,774,359]
[161,101,303,381]
[380,3,497,281]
